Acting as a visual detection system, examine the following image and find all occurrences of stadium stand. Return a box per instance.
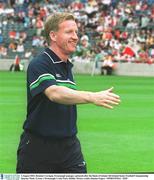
[0,0,154,66]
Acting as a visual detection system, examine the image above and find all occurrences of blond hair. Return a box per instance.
[44,12,75,45]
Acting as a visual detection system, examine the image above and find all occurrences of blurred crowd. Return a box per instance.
[0,0,154,64]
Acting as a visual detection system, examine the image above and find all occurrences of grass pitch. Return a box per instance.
[0,71,154,173]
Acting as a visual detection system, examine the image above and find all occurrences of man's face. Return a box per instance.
[54,20,79,55]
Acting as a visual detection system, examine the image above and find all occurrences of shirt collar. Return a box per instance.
[44,48,73,67]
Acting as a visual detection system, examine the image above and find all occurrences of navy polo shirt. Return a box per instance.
[23,48,77,138]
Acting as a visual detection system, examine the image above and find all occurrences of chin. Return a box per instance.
[72,47,77,52]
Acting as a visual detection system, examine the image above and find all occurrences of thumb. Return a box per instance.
[108,87,114,92]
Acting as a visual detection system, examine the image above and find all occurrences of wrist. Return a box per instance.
[86,92,94,104]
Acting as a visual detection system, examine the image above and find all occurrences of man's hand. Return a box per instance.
[89,87,121,109]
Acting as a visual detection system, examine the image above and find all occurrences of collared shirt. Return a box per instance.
[23,48,77,138]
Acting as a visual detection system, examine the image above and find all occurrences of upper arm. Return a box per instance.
[44,85,58,101]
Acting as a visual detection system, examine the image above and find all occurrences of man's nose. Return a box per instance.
[72,32,78,40]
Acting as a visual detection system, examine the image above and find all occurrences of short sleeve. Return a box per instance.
[27,58,57,97]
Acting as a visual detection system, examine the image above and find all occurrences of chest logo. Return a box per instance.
[55,73,62,78]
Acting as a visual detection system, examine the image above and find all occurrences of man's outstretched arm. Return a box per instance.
[44,85,121,109]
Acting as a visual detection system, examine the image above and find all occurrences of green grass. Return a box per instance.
[0,72,154,173]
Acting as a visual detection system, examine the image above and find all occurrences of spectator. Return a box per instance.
[16,41,24,52]
[0,44,7,58]
[8,40,17,52]
[9,55,21,71]
[35,16,44,36]
[73,34,92,60]
[101,53,115,75]
[0,31,3,44]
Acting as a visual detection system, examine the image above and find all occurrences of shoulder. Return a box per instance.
[28,51,53,71]
[30,52,50,66]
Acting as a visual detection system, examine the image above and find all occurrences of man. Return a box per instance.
[16,12,121,173]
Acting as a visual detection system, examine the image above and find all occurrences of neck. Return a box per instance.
[49,46,68,62]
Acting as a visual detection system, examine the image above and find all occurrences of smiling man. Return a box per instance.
[16,12,121,173]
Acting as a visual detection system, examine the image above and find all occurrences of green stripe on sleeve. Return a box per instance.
[30,75,55,90]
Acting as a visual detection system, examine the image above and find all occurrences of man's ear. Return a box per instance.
[49,31,57,42]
